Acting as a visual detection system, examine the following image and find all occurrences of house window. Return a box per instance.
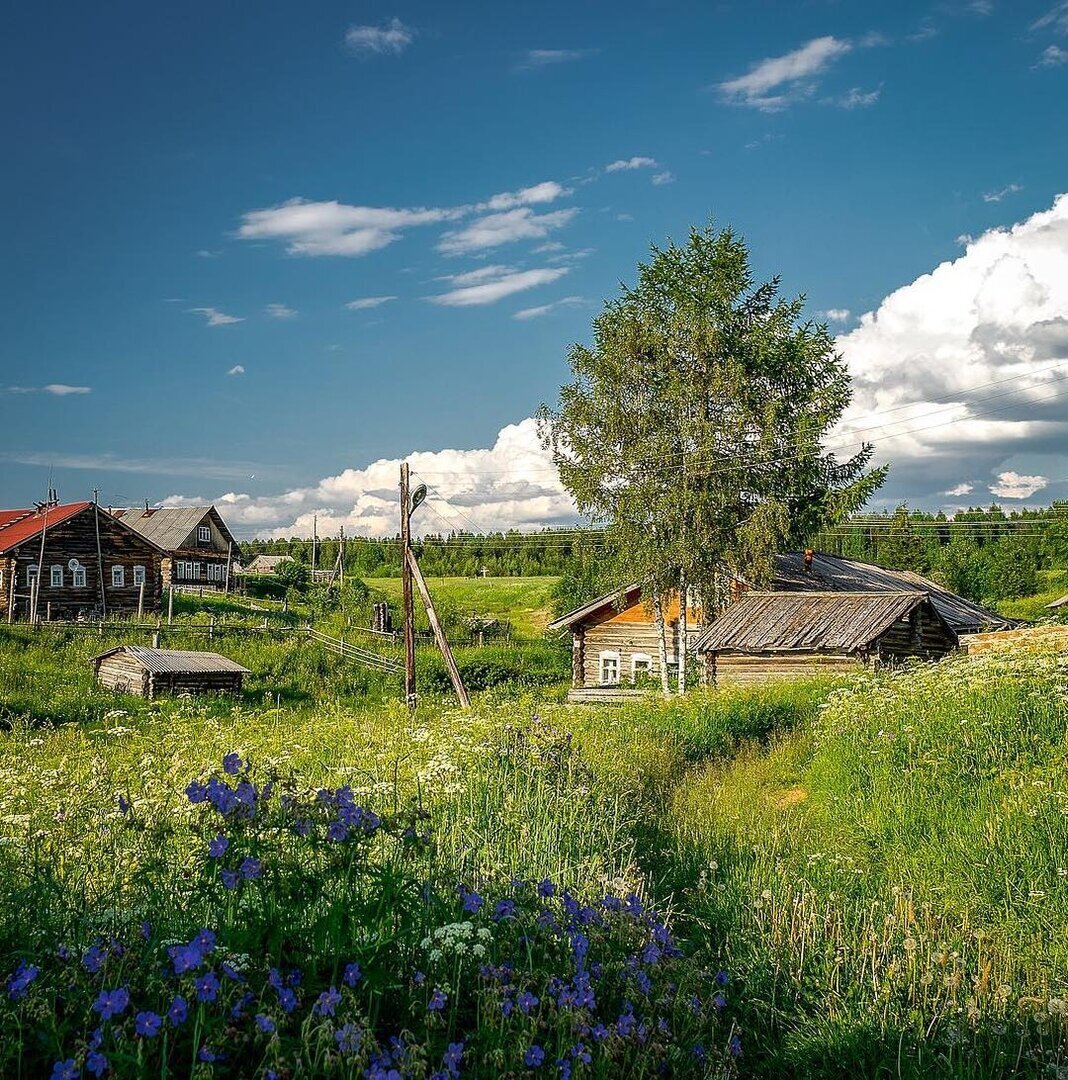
[112,566,125,587]
[198,525,211,544]
[49,565,63,587]
[207,563,223,582]
[191,562,201,579]
[631,653,653,682]
[27,565,39,587]
[133,565,146,586]
[598,651,621,685]
[73,566,86,588]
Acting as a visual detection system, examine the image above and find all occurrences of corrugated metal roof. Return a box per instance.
[110,507,214,551]
[769,552,1013,634]
[91,646,250,674]
[0,502,94,553]
[694,591,929,653]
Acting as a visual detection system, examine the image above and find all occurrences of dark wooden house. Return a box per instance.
[693,591,958,686]
[1,501,163,622]
[91,645,250,698]
[111,506,237,591]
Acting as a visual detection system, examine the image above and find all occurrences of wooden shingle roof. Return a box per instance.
[91,646,250,674]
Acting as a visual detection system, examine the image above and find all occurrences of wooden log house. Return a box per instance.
[91,645,250,699]
[0,501,164,622]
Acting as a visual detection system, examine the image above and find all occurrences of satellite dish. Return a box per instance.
[68,559,81,571]
[411,484,427,512]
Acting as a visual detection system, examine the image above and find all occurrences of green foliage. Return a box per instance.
[274,558,310,590]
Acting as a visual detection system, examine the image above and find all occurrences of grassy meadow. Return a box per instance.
[1,606,1068,1076]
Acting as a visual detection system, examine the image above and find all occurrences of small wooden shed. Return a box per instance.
[693,590,957,686]
[91,646,250,699]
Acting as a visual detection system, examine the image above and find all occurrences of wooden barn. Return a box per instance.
[110,506,237,592]
[693,591,958,686]
[91,646,250,699]
[1,501,163,622]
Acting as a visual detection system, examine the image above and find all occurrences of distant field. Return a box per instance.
[363,575,560,639]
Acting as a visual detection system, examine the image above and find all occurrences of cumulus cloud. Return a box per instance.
[430,266,569,307]
[227,365,245,376]
[983,183,1023,203]
[1036,44,1068,66]
[265,303,297,319]
[345,18,414,57]
[478,181,570,212]
[834,192,1068,508]
[822,308,852,323]
[605,156,658,172]
[188,306,244,326]
[718,36,852,110]
[990,471,1048,498]
[945,482,974,496]
[651,171,675,186]
[437,207,577,255]
[515,49,592,71]
[163,419,576,538]
[345,296,398,310]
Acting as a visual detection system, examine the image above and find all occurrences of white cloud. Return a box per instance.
[990,471,1048,499]
[227,365,245,376]
[345,296,398,310]
[345,18,414,57]
[165,418,577,538]
[188,306,243,326]
[1036,44,1068,66]
[834,86,881,108]
[265,303,297,319]
[822,308,852,322]
[430,266,569,307]
[3,384,92,396]
[479,181,570,211]
[718,36,852,110]
[651,171,675,186]
[515,49,592,71]
[238,198,459,258]
[834,192,1068,506]
[1032,2,1068,34]
[196,249,221,258]
[983,183,1023,203]
[945,482,974,496]
[513,295,585,320]
[605,156,658,172]
[437,207,577,255]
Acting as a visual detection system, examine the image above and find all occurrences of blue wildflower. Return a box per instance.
[139,920,151,940]
[185,780,208,804]
[413,970,426,986]
[335,1022,362,1054]
[220,869,239,889]
[207,834,229,858]
[537,879,555,898]
[239,857,262,880]
[712,992,726,1011]
[493,899,516,922]
[441,1042,464,1077]
[135,1011,162,1038]
[590,1023,609,1042]
[460,889,483,914]
[314,986,341,1016]
[221,961,244,982]
[6,960,39,1000]
[570,1044,591,1065]
[195,970,220,1002]
[524,1045,545,1068]
[518,990,539,1014]
[92,987,130,1020]
[168,995,188,1026]
[51,1060,78,1080]
[117,794,130,814]
[198,1045,221,1063]
[729,1033,742,1058]
[428,988,447,1012]
[86,1051,109,1077]
[277,986,297,1014]
[88,1029,104,1051]
[343,962,361,987]
[715,969,729,986]
[194,928,216,952]
[82,943,106,974]
[222,752,243,775]
[327,821,349,843]
[256,1013,275,1034]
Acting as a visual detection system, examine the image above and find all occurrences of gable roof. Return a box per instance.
[111,506,236,551]
[91,646,250,674]
[0,502,94,554]
[546,584,642,632]
[694,591,936,654]
[245,554,292,571]
[768,552,1012,634]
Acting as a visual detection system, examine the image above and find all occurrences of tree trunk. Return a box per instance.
[653,593,671,698]
[677,571,688,695]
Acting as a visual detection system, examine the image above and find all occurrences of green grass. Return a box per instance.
[363,576,560,639]
[995,568,1068,622]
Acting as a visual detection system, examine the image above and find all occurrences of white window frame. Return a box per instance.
[50,564,64,588]
[27,564,39,587]
[132,565,146,586]
[72,566,86,588]
[598,650,621,686]
[198,525,211,544]
[111,565,125,588]
[630,653,653,681]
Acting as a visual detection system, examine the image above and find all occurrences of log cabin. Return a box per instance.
[110,506,237,592]
[90,645,249,698]
[693,591,957,686]
[0,501,163,621]
[549,550,1012,700]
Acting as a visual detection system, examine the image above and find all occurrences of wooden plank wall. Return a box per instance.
[711,652,865,686]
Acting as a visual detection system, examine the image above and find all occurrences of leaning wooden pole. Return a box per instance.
[400,463,417,708]
[407,547,471,709]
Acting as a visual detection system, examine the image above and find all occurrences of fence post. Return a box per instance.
[209,615,215,640]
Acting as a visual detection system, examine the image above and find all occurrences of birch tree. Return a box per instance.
[538,224,886,693]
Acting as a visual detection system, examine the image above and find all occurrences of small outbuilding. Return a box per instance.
[91,646,250,699]
[693,590,957,686]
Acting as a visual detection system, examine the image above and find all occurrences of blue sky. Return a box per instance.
[3,1,1068,536]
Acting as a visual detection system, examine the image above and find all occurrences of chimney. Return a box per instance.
[804,548,814,571]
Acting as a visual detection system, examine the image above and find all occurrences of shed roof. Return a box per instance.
[694,591,934,654]
[91,646,250,674]
[546,584,641,631]
[110,506,235,551]
[0,502,94,554]
[1046,594,1068,610]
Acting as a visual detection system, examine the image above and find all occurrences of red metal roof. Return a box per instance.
[0,502,94,553]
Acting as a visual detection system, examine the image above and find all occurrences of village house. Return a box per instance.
[549,550,1012,699]
[0,500,163,622]
[91,645,250,699]
[110,506,237,592]
[242,554,290,576]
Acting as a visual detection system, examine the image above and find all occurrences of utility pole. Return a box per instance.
[311,514,318,579]
[400,463,417,707]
